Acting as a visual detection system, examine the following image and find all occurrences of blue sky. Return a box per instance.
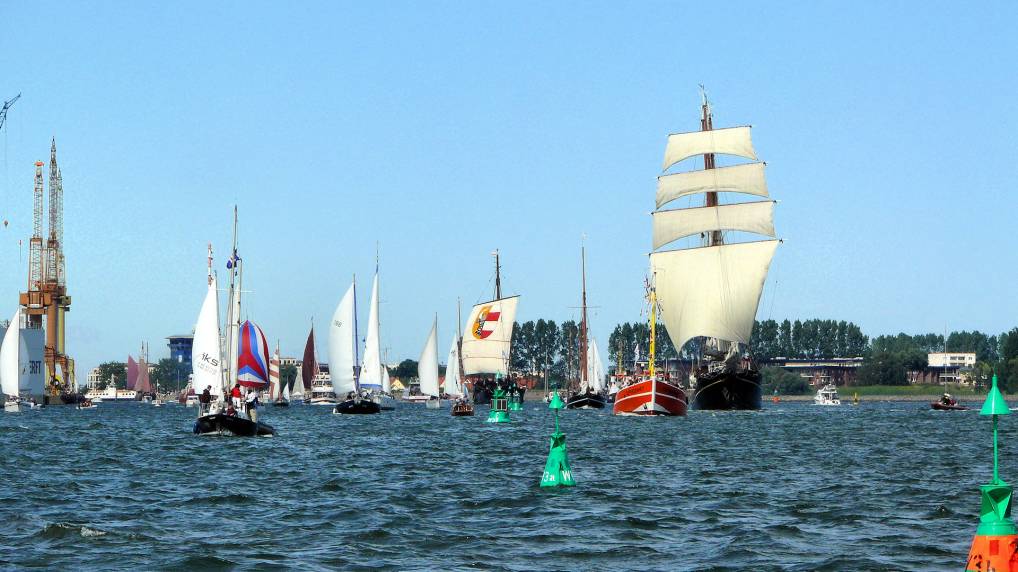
[0,1,1016,373]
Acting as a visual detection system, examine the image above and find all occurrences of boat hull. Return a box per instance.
[931,402,968,411]
[273,400,290,407]
[612,380,687,416]
[334,399,381,415]
[451,402,474,416]
[194,414,276,437]
[691,370,762,411]
[566,392,606,410]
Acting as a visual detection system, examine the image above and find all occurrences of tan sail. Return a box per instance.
[662,126,756,171]
[656,162,768,208]
[460,295,519,375]
[652,201,776,249]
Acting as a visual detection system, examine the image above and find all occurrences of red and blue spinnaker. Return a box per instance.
[237,320,270,388]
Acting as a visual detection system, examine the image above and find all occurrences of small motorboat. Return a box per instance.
[194,411,276,436]
[76,399,96,410]
[814,384,841,406]
[451,399,474,416]
[931,394,968,411]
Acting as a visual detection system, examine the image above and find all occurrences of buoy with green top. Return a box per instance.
[965,374,1018,571]
[508,386,523,411]
[540,391,575,487]
[486,375,511,423]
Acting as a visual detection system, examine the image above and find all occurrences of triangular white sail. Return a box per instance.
[652,201,776,250]
[282,378,291,400]
[328,282,357,396]
[444,336,463,397]
[1,309,21,399]
[381,366,391,394]
[359,273,384,391]
[418,317,439,398]
[650,240,779,353]
[662,126,756,171]
[587,338,605,393]
[290,373,303,399]
[191,276,224,399]
[461,295,519,375]
[656,162,768,208]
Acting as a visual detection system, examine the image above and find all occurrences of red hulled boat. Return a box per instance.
[612,377,687,416]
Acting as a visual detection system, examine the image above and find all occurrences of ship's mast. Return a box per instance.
[700,87,722,247]
[648,276,657,380]
[578,244,588,392]
[456,297,465,386]
[352,274,360,392]
[493,249,502,300]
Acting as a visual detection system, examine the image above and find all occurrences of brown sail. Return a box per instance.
[302,327,318,391]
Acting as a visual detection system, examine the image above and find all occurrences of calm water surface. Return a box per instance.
[0,400,1006,571]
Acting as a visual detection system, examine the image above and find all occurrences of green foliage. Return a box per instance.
[151,358,188,392]
[96,361,126,389]
[856,351,908,386]
[280,363,298,390]
[394,359,418,380]
[751,318,867,360]
[760,366,809,395]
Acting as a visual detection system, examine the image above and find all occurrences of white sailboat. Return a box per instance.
[419,316,441,409]
[289,373,304,404]
[332,279,379,414]
[444,336,464,399]
[2,309,22,412]
[192,213,275,436]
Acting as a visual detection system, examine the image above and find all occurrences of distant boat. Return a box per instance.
[192,213,275,437]
[268,341,286,406]
[655,91,779,411]
[447,301,474,417]
[332,278,380,415]
[814,384,841,406]
[931,393,968,411]
[303,325,335,405]
[567,245,606,410]
[2,308,22,412]
[462,250,520,405]
[418,316,441,409]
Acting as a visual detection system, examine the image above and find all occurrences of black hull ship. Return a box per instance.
[334,398,380,415]
[566,390,606,410]
[690,369,762,410]
[194,413,276,437]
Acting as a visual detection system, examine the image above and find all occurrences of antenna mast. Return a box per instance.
[493,249,502,300]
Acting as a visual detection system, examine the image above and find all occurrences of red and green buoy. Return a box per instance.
[540,391,575,487]
[965,374,1018,571]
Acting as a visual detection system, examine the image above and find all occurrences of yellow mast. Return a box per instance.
[648,277,656,380]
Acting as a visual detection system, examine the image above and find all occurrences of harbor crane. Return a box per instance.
[0,93,20,131]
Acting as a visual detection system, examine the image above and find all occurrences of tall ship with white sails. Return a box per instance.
[461,251,520,405]
[651,91,779,410]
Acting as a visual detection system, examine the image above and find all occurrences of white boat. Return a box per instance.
[330,278,380,414]
[309,371,336,405]
[2,309,21,413]
[85,384,138,402]
[814,383,841,406]
[418,316,442,409]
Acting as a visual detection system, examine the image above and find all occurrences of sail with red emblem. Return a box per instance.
[237,320,271,388]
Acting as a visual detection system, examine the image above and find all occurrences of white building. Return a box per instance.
[928,352,976,368]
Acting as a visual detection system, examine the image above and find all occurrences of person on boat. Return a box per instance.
[246,390,259,423]
[199,386,212,414]
[230,383,242,408]
[941,393,955,406]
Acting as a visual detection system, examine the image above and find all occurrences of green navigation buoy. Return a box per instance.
[965,374,1018,571]
[508,388,523,411]
[487,380,511,424]
[540,391,575,487]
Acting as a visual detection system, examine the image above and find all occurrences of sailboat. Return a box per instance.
[136,343,153,402]
[332,279,380,414]
[192,213,276,436]
[2,309,22,412]
[462,250,521,405]
[267,341,284,406]
[418,316,441,409]
[304,325,335,405]
[359,268,395,410]
[651,90,779,411]
[289,373,304,404]
[448,301,474,416]
[567,244,606,410]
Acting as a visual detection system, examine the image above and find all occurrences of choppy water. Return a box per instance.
[0,399,1006,570]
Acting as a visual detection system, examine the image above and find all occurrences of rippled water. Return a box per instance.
[0,400,1007,570]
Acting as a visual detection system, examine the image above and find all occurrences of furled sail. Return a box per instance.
[191,276,224,398]
[126,356,139,390]
[461,295,520,375]
[586,338,605,393]
[652,201,776,249]
[301,327,318,391]
[444,336,463,397]
[418,317,440,398]
[650,240,779,353]
[328,283,357,396]
[1,309,21,398]
[237,320,270,389]
[656,162,768,208]
[662,126,756,171]
[268,345,280,400]
[359,273,384,391]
